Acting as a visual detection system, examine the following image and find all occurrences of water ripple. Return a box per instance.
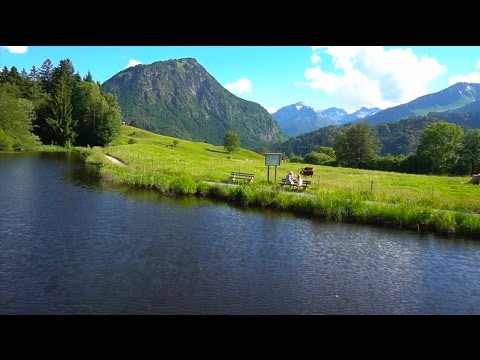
[1,152,480,314]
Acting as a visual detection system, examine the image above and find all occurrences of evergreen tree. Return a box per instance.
[46,74,76,145]
[29,65,40,81]
[39,59,54,94]
[0,66,8,83]
[84,70,93,82]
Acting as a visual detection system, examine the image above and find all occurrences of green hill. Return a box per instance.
[102,58,287,150]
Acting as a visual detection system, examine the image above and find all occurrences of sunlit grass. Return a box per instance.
[85,125,480,237]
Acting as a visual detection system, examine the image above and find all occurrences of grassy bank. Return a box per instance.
[84,125,480,237]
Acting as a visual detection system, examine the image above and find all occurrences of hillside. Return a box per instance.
[102,58,287,150]
[275,116,438,157]
[428,100,480,129]
[365,82,480,125]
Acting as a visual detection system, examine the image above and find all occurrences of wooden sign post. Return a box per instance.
[265,153,282,183]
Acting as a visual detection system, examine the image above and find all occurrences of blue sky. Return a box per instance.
[2,46,480,113]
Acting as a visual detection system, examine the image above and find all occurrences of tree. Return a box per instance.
[96,92,121,146]
[334,122,380,168]
[173,139,179,147]
[39,59,54,94]
[224,130,240,153]
[83,70,93,82]
[462,129,480,175]
[416,121,464,174]
[46,74,77,145]
[29,65,40,81]
[72,81,121,146]
[0,85,38,149]
[52,59,75,84]
[0,66,9,83]
[317,146,335,158]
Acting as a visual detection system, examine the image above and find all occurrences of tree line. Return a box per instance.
[289,121,480,176]
[0,58,121,150]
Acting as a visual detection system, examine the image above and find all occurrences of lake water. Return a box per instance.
[1,151,480,314]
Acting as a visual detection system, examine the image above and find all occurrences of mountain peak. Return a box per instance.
[102,58,287,149]
[294,102,306,110]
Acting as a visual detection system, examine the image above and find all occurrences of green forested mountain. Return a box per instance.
[102,58,287,150]
[375,116,437,155]
[275,116,439,157]
[276,125,342,158]
[365,82,480,125]
[429,100,480,129]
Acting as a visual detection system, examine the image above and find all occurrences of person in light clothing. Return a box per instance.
[285,171,295,185]
[296,174,303,192]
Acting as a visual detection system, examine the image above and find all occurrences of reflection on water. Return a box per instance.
[1,151,480,314]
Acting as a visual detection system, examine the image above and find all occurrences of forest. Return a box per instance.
[0,58,121,150]
[284,121,480,176]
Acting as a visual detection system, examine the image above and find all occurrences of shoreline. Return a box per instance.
[4,145,479,239]
[92,150,480,239]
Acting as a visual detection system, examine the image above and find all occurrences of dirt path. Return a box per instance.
[105,155,127,167]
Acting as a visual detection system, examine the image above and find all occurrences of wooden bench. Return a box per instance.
[279,179,311,191]
[228,172,255,184]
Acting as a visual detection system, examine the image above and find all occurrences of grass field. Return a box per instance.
[83,125,480,237]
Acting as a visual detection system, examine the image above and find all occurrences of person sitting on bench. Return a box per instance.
[296,173,303,192]
[285,171,295,185]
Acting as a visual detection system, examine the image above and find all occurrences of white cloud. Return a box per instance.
[476,59,480,68]
[311,54,320,64]
[302,46,447,112]
[448,72,480,85]
[225,78,252,95]
[1,46,28,54]
[266,106,278,114]
[125,59,142,68]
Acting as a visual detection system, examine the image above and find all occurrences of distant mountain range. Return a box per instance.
[364,82,480,125]
[102,58,287,150]
[274,82,480,157]
[272,103,381,137]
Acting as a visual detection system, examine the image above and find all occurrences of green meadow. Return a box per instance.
[82,125,480,237]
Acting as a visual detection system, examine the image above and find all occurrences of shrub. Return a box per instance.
[304,151,333,165]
